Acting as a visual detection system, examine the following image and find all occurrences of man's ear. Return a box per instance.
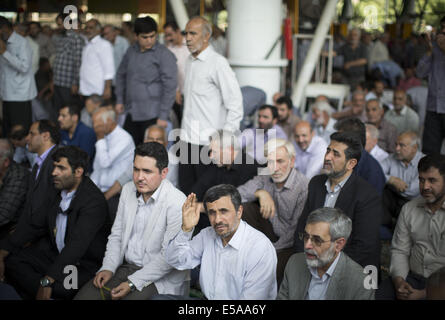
[334,237,347,252]
[346,158,358,170]
[161,167,169,179]
[74,167,84,178]
[237,205,243,219]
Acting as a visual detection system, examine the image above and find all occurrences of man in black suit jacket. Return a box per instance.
[0,146,110,300]
[294,131,382,271]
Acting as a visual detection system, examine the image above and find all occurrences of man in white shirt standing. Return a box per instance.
[294,121,328,179]
[365,123,388,165]
[0,16,37,137]
[178,16,243,195]
[162,184,277,300]
[75,142,188,300]
[79,19,114,100]
[90,108,134,193]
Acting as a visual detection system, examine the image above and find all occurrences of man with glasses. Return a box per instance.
[278,207,375,300]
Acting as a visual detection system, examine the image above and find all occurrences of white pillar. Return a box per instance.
[292,0,338,110]
[168,0,189,30]
[226,0,287,103]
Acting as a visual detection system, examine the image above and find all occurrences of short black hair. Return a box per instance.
[61,104,81,119]
[276,96,293,110]
[334,117,366,146]
[9,125,28,140]
[29,21,41,29]
[163,21,179,31]
[0,16,12,29]
[52,146,89,176]
[329,131,363,162]
[203,184,242,213]
[259,104,279,120]
[36,119,61,145]
[134,16,157,35]
[418,154,445,177]
[56,12,70,23]
[134,142,168,172]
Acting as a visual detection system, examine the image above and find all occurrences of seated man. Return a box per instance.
[426,267,445,300]
[237,138,309,286]
[275,96,301,139]
[91,108,135,192]
[104,124,179,221]
[75,142,188,300]
[377,154,445,300]
[294,121,327,179]
[384,89,420,135]
[0,139,30,239]
[9,124,36,167]
[335,117,386,194]
[332,91,367,122]
[58,103,96,163]
[81,94,103,128]
[381,131,424,226]
[365,123,389,165]
[0,146,110,299]
[311,100,337,145]
[163,184,277,300]
[278,207,375,300]
[294,131,382,271]
[365,99,397,153]
[240,104,287,165]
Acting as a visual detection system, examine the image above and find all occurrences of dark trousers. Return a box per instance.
[124,113,157,146]
[376,272,426,300]
[2,101,32,137]
[382,185,410,228]
[4,243,93,300]
[52,85,83,121]
[107,193,120,224]
[241,202,292,289]
[422,111,445,154]
[178,141,210,196]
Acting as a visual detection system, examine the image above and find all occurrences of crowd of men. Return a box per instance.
[0,12,444,301]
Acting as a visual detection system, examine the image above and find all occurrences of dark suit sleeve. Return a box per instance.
[294,192,311,253]
[46,195,108,281]
[344,188,382,269]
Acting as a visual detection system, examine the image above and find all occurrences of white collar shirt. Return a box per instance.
[167,39,189,94]
[294,135,328,179]
[307,252,342,300]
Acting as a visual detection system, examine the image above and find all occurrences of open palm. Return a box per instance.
[182,193,201,231]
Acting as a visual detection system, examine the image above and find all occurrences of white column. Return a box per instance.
[168,0,189,30]
[226,0,287,103]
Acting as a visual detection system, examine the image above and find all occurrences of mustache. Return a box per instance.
[304,249,319,258]
[214,223,228,228]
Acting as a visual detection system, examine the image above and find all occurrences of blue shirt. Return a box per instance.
[355,150,386,194]
[35,145,56,178]
[60,121,96,163]
[307,252,342,300]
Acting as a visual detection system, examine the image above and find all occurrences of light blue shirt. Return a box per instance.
[306,252,342,300]
[0,31,37,101]
[35,145,55,178]
[294,135,328,179]
[165,220,278,300]
[55,189,76,252]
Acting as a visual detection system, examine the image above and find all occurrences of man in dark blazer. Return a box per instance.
[294,131,382,271]
[279,207,375,300]
[0,146,110,300]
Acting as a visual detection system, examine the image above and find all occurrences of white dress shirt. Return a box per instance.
[181,46,243,146]
[55,189,76,252]
[315,118,337,145]
[370,144,388,164]
[0,31,37,101]
[79,35,115,95]
[165,220,277,300]
[167,39,189,94]
[91,125,135,192]
[294,135,328,179]
[26,36,39,74]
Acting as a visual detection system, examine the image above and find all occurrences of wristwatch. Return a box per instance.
[128,280,136,292]
[40,277,53,288]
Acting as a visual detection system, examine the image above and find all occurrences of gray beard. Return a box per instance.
[305,243,337,268]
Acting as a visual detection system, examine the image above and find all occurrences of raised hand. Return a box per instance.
[182,193,201,232]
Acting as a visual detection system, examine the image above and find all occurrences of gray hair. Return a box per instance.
[366,98,383,110]
[265,138,296,159]
[87,94,104,105]
[209,129,240,151]
[93,108,116,123]
[88,19,102,31]
[144,124,167,143]
[400,130,420,147]
[189,16,212,37]
[0,138,14,161]
[365,123,379,140]
[306,207,352,241]
[312,100,334,116]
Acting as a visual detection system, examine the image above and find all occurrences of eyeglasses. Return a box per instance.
[299,231,333,247]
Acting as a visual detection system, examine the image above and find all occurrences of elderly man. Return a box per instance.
[294,131,383,271]
[293,121,327,179]
[311,100,337,145]
[75,142,188,300]
[384,90,420,135]
[115,16,176,145]
[80,94,103,128]
[79,19,114,100]
[365,98,397,153]
[365,123,388,165]
[90,108,134,193]
[162,184,277,300]
[0,16,37,137]
[0,139,29,239]
[381,131,425,227]
[179,16,243,195]
[278,207,375,300]
[276,96,301,139]
[377,154,445,300]
[238,138,308,286]
[332,91,367,122]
